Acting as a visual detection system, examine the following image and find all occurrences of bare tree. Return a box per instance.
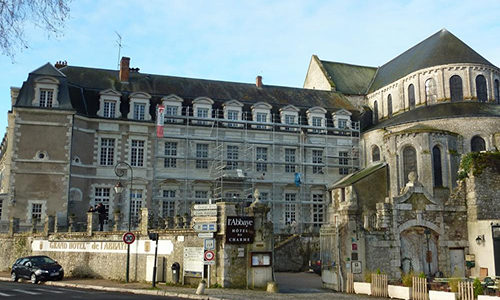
[0,0,70,59]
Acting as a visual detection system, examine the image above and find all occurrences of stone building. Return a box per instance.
[0,58,362,235]
[306,29,500,288]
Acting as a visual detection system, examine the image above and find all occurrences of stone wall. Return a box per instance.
[274,235,319,272]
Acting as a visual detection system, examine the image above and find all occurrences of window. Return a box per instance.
[338,119,347,129]
[312,150,323,174]
[476,75,488,102]
[162,190,175,218]
[225,191,240,202]
[312,194,324,228]
[284,193,297,225]
[312,117,322,127]
[387,94,393,117]
[339,151,349,175]
[99,138,115,166]
[372,145,380,162]
[130,140,145,167]
[471,136,486,152]
[285,148,296,173]
[425,78,437,105]
[408,84,416,110]
[495,79,500,104]
[194,191,208,204]
[450,75,463,102]
[94,187,110,218]
[130,189,143,226]
[164,142,177,168]
[256,112,267,123]
[103,101,116,118]
[197,108,209,118]
[39,89,54,108]
[165,105,178,123]
[196,144,209,169]
[432,146,443,187]
[227,110,238,120]
[373,101,379,124]
[31,203,42,222]
[256,147,268,172]
[285,114,296,125]
[403,146,417,185]
[133,103,146,120]
[259,192,269,202]
[226,145,239,170]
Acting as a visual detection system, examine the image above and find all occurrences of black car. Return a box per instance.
[11,255,64,284]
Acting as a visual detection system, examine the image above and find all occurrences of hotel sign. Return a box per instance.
[225,216,255,244]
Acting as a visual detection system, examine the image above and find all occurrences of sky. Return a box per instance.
[1,0,500,136]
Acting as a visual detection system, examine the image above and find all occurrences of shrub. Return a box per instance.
[402,272,414,287]
[364,270,372,283]
[418,272,426,279]
[473,278,483,297]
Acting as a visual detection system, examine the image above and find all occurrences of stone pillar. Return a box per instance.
[140,208,148,235]
[113,212,121,231]
[165,216,172,229]
[43,215,55,236]
[31,218,39,233]
[54,216,59,233]
[68,215,75,233]
[8,217,19,236]
[183,214,190,229]
[175,215,183,229]
[87,212,94,236]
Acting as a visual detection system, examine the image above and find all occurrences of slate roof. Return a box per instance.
[329,163,386,188]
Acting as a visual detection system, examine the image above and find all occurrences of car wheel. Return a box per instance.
[11,272,18,282]
[30,273,38,284]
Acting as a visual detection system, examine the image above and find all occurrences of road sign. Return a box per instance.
[204,250,215,261]
[192,216,218,223]
[193,204,217,210]
[193,210,217,216]
[193,223,217,232]
[123,232,136,245]
[198,232,214,238]
[204,238,215,251]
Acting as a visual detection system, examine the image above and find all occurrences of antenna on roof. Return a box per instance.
[115,31,123,70]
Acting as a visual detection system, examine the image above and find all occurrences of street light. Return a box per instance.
[114,161,133,283]
[424,228,431,276]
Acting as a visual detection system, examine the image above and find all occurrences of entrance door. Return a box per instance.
[449,249,465,277]
[493,226,500,276]
[400,227,438,275]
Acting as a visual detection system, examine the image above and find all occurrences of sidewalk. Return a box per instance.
[0,271,380,300]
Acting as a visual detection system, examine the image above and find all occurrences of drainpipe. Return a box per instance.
[336,222,343,292]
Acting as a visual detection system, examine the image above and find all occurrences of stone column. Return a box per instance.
[43,215,55,236]
[68,215,75,233]
[140,207,148,235]
[113,212,121,231]
[86,212,94,236]
[8,217,19,236]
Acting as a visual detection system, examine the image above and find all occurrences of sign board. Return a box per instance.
[204,250,215,265]
[33,239,173,255]
[198,232,214,238]
[193,210,218,217]
[193,223,217,232]
[193,204,217,210]
[204,238,215,251]
[183,247,204,276]
[351,261,362,274]
[192,216,218,223]
[123,232,136,245]
[251,252,272,267]
[226,216,255,244]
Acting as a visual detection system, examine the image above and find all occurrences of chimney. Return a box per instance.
[119,57,130,82]
[54,60,67,69]
[256,75,263,88]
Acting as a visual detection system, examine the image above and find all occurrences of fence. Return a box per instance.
[458,281,474,300]
[346,272,354,293]
[412,277,428,300]
[371,273,388,297]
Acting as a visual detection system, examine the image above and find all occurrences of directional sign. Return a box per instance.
[204,238,215,251]
[122,232,136,245]
[192,216,218,223]
[198,232,214,238]
[193,210,217,217]
[193,204,217,210]
[193,223,217,232]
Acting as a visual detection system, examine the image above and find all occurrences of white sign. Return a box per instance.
[184,247,204,273]
[193,210,217,216]
[193,204,217,210]
[193,223,217,232]
[204,238,215,251]
[352,261,362,274]
[32,239,174,255]
[198,232,214,238]
[192,216,217,223]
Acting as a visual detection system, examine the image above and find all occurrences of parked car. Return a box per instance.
[11,255,64,284]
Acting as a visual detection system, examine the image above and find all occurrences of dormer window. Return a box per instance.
[306,106,327,133]
[280,105,300,131]
[251,102,272,129]
[285,114,296,124]
[192,97,214,125]
[223,100,243,128]
[228,110,238,120]
[332,109,352,129]
[161,95,183,124]
[127,92,151,121]
[32,76,59,108]
[98,89,122,119]
[197,108,209,118]
[312,117,322,127]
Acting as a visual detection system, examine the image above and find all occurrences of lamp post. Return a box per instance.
[114,161,133,283]
[424,228,431,276]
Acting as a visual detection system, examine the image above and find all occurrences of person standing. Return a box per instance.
[95,203,107,231]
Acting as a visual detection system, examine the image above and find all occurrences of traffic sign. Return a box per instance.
[193,204,217,210]
[204,250,215,261]
[192,216,217,223]
[123,232,136,245]
[193,210,217,216]
[193,223,217,232]
[198,232,214,238]
[204,238,215,251]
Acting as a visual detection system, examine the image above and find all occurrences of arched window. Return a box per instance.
[372,145,380,162]
[403,146,417,185]
[425,78,437,105]
[450,75,463,102]
[432,146,443,187]
[387,94,393,117]
[476,75,487,102]
[408,84,416,109]
[494,79,499,104]
[471,136,486,152]
[373,101,378,124]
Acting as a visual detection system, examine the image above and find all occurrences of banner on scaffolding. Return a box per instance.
[156,104,165,137]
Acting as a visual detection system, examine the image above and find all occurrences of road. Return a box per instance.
[275,272,323,293]
[0,281,181,299]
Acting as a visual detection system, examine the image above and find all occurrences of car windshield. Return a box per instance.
[31,256,56,265]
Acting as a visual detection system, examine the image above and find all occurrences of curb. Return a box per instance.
[0,276,224,300]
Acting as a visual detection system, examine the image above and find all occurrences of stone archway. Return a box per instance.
[400,227,438,276]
